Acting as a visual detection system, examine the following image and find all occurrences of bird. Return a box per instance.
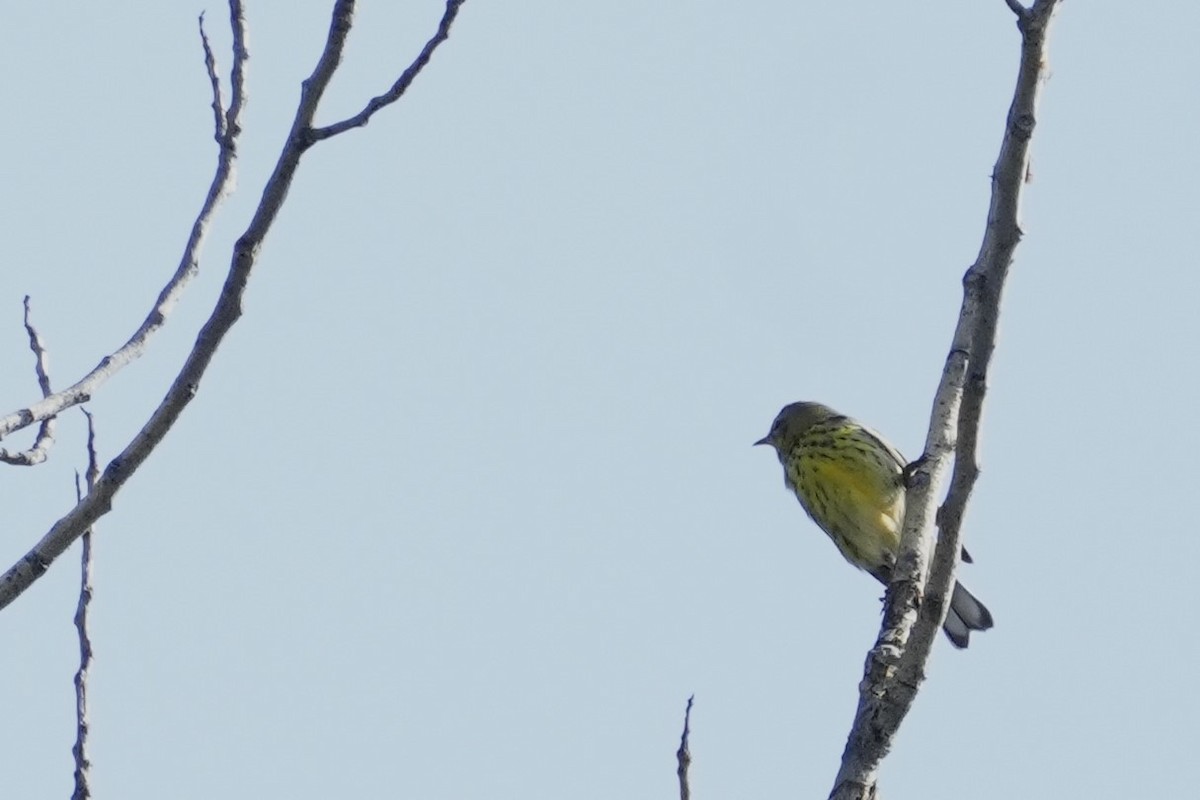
[755,401,993,648]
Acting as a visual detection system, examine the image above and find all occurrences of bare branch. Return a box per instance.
[676,695,694,800]
[0,4,248,445]
[71,408,99,800]
[906,0,1060,674]
[829,2,1062,798]
[224,1,248,141]
[199,13,228,141]
[309,0,466,142]
[0,0,247,610]
[0,296,57,465]
[23,296,52,398]
[1004,0,1031,20]
[0,0,464,611]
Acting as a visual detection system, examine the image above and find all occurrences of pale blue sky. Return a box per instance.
[2,2,1197,798]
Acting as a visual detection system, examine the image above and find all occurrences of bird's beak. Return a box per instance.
[753,435,772,447]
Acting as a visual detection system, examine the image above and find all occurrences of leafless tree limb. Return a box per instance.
[829,2,1061,798]
[199,13,228,142]
[0,297,56,465]
[900,0,1058,686]
[676,695,694,800]
[309,0,466,142]
[0,0,465,611]
[222,3,248,144]
[1004,0,1032,20]
[71,408,99,800]
[0,9,246,446]
[22,296,53,403]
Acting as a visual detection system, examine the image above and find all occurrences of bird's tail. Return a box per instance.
[942,581,994,649]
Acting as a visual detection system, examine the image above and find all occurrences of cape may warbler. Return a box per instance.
[755,401,993,648]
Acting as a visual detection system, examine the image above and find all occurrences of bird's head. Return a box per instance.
[754,401,838,451]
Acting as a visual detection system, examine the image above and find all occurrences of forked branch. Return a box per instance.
[0,0,465,611]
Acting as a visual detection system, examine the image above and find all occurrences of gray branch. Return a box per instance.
[829,2,1062,798]
[676,696,694,800]
[309,0,465,142]
[199,13,229,142]
[71,409,99,800]
[0,9,246,446]
[0,0,465,612]
[899,0,1060,687]
[0,297,56,465]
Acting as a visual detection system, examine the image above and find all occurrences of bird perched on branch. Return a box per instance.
[755,401,993,648]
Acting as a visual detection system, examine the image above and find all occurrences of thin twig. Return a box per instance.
[829,2,1061,798]
[0,296,56,465]
[1004,0,1031,20]
[676,695,694,800]
[309,0,466,142]
[199,12,228,142]
[71,408,99,800]
[224,1,248,141]
[0,5,248,445]
[23,296,52,398]
[0,0,464,611]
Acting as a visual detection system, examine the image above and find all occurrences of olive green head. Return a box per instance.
[754,401,840,451]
